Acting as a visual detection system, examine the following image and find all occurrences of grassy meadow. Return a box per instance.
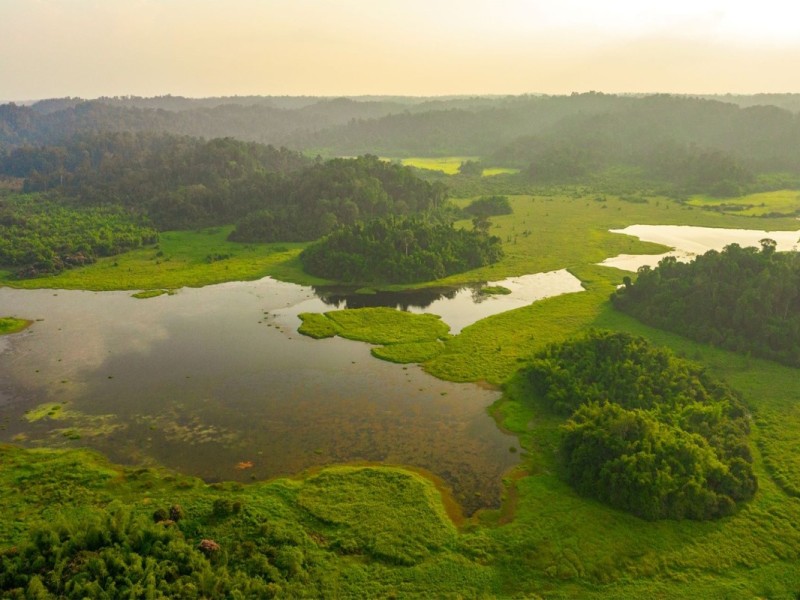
[5,186,800,596]
[686,189,800,216]
[0,226,326,291]
[390,157,520,177]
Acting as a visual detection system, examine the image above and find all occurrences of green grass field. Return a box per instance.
[389,157,519,177]
[397,156,477,174]
[481,167,521,177]
[686,189,800,216]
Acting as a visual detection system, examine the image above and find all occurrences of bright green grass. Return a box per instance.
[23,402,65,422]
[296,466,456,565]
[0,316,31,335]
[371,340,445,363]
[0,227,328,291]
[393,157,518,177]
[425,265,617,384]
[321,307,449,345]
[298,308,450,364]
[297,312,339,339]
[131,289,173,299]
[481,167,520,177]
[687,189,800,216]
[397,156,477,175]
[430,193,800,289]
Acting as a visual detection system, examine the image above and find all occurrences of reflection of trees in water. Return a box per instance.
[312,285,477,311]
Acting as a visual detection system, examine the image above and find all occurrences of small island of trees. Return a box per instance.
[526,330,756,520]
[300,216,503,283]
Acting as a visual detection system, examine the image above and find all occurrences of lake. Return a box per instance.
[601,224,800,271]
[0,271,582,514]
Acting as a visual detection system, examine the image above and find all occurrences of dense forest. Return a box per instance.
[612,242,800,367]
[0,132,309,231]
[526,331,756,520]
[299,216,503,283]
[0,194,157,277]
[228,156,447,243]
[0,135,445,236]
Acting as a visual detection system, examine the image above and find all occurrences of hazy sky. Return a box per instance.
[3,0,800,100]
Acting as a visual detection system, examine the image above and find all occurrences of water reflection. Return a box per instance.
[304,269,584,334]
[602,224,800,271]
[0,279,524,514]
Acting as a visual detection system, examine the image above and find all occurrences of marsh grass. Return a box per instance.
[479,285,512,295]
[371,340,445,363]
[131,289,173,299]
[0,316,31,335]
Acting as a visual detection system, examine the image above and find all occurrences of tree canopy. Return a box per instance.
[299,216,503,283]
[526,330,756,520]
[612,242,800,367]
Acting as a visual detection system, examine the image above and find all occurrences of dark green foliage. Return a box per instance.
[612,243,800,367]
[299,216,504,283]
[0,504,305,598]
[458,160,483,176]
[0,132,309,231]
[526,330,756,520]
[229,155,447,243]
[463,195,512,217]
[0,194,157,277]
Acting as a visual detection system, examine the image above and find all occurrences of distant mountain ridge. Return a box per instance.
[2,93,799,183]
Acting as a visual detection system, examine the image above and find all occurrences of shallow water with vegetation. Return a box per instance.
[0,278,521,514]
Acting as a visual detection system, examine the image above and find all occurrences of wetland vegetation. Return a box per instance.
[3,92,800,597]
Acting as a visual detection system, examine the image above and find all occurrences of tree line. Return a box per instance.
[525,330,756,520]
[612,241,800,367]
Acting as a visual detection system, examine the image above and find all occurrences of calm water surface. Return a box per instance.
[0,275,575,513]
[602,225,800,271]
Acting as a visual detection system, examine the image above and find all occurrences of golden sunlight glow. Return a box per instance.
[1,0,799,99]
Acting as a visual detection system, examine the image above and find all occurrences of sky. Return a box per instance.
[2,0,800,100]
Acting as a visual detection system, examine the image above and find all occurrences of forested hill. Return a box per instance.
[3,94,799,174]
[0,132,310,230]
[0,133,445,237]
[612,241,800,367]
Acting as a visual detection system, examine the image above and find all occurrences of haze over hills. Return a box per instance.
[3,93,799,192]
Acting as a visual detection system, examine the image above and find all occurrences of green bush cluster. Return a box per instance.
[526,330,756,520]
[0,501,326,599]
[463,195,512,217]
